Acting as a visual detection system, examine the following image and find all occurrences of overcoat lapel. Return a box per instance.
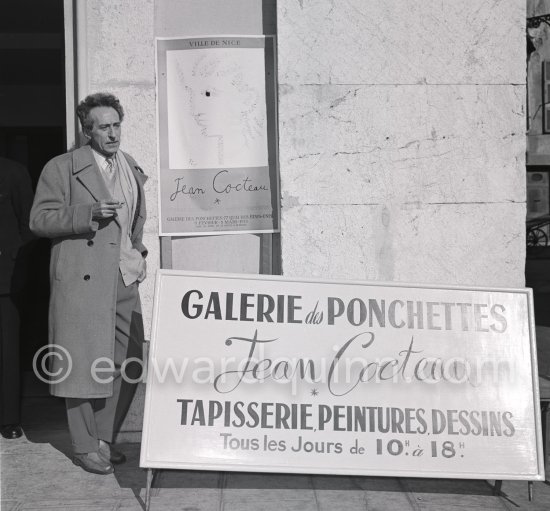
[124,151,148,239]
[72,145,111,202]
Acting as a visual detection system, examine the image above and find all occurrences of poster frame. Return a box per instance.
[155,35,281,237]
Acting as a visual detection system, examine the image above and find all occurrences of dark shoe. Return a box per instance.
[1,424,23,439]
[98,439,126,464]
[73,452,114,475]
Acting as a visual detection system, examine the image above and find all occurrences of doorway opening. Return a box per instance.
[0,0,66,388]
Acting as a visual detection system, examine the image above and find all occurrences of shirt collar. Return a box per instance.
[91,148,117,170]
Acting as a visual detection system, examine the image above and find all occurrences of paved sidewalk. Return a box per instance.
[1,395,550,511]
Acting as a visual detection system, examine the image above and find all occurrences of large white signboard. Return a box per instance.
[156,36,280,235]
[140,271,544,480]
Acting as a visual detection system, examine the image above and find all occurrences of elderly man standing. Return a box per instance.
[30,92,147,475]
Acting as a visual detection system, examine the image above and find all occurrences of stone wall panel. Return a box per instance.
[282,202,525,288]
[280,84,525,206]
[87,0,155,86]
[279,0,525,85]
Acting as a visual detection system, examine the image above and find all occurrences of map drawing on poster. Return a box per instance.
[156,36,280,236]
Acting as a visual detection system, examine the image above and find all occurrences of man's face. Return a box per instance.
[85,106,121,157]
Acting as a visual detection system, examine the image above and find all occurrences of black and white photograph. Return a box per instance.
[1,1,550,510]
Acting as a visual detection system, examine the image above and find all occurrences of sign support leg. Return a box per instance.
[145,468,156,511]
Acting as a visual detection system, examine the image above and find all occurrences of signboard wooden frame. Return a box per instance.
[140,270,545,481]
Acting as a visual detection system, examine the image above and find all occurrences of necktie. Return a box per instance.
[104,158,117,186]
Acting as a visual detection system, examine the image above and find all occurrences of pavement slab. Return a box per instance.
[16,500,119,511]
[222,499,317,511]
[147,492,222,511]
[314,491,368,511]
[159,469,222,489]
[363,490,419,511]
[223,472,315,502]
[351,476,404,491]
[310,475,361,491]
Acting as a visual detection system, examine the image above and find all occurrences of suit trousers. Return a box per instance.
[0,294,20,426]
[65,271,143,453]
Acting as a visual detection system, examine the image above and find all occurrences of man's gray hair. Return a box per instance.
[76,92,125,131]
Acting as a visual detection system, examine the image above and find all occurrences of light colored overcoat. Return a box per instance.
[30,145,147,398]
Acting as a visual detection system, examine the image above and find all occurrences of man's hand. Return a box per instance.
[91,200,123,220]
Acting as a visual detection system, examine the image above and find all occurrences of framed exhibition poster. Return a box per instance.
[156,36,280,235]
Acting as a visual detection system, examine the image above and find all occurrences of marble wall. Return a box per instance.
[277,0,526,287]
